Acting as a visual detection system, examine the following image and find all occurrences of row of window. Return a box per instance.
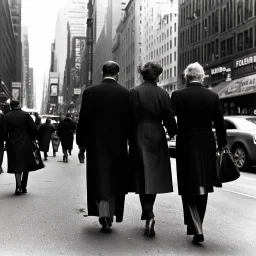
[160,66,177,81]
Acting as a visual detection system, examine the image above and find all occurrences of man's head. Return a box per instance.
[102,61,119,80]
[140,61,163,82]
[10,100,20,110]
[184,62,205,84]
[34,112,39,117]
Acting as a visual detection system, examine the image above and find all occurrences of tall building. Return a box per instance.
[141,0,178,94]
[178,0,256,115]
[8,0,22,82]
[92,0,129,85]
[112,0,142,89]
[21,26,29,107]
[0,0,16,102]
[28,68,34,108]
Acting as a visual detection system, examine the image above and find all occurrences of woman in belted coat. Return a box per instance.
[5,100,38,195]
[38,118,55,160]
[171,62,227,244]
[129,61,177,237]
[57,113,76,162]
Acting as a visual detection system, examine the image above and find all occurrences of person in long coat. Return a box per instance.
[129,61,177,237]
[5,100,38,195]
[0,109,7,174]
[57,113,76,162]
[38,118,55,160]
[76,61,130,233]
[170,62,227,244]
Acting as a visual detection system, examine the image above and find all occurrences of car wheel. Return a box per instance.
[232,145,250,172]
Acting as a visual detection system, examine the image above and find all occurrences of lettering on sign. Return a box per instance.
[235,54,256,68]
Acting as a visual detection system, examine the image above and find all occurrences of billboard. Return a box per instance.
[50,85,58,96]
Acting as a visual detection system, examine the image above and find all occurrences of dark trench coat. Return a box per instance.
[57,117,76,151]
[38,123,55,152]
[129,81,177,194]
[76,78,130,222]
[5,108,37,173]
[170,82,227,195]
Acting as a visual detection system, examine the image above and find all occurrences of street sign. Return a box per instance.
[74,88,81,95]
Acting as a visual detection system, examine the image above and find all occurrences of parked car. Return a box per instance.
[40,117,59,130]
[167,115,256,172]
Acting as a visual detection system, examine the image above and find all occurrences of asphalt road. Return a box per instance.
[0,143,256,256]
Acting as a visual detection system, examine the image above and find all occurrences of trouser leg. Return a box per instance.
[181,194,208,235]
[15,173,22,187]
[96,194,115,223]
[0,147,4,166]
[63,149,68,156]
[21,172,29,189]
[139,194,156,220]
[44,152,48,158]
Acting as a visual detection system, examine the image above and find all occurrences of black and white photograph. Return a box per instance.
[0,0,256,255]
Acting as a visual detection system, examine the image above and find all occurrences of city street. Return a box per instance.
[0,143,256,256]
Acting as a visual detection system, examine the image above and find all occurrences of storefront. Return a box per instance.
[212,52,256,115]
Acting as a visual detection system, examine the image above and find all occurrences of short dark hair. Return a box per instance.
[140,61,163,81]
[10,100,20,109]
[102,61,119,76]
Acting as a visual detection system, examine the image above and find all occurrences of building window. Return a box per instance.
[170,68,172,77]
[237,32,243,52]
[174,51,177,61]
[215,39,219,59]
[244,28,253,49]
[237,1,243,25]
[170,53,172,63]
[174,23,177,32]
[174,66,177,76]
[170,40,172,49]
[174,37,176,47]
[221,40,226,58]
[245,0,253,20]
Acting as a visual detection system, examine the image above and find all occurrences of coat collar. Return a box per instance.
[11,107,21,110]
[142,80,157,85]
[187,82,203,87]
[102,78,117,83]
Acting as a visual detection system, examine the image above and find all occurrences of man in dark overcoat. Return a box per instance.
[0,109,7,174]
[76,61,130,233]
[5,100,38,195]
[171,62,227,244]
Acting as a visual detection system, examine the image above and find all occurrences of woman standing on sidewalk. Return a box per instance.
[129,61,177,237]
[38,118,55,160]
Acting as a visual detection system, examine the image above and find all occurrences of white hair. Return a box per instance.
[184,62,205,83]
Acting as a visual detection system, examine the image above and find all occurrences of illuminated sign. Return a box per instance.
[50,85,58,96]
[235,54,256,68]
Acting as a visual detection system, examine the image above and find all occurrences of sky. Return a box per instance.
[21,0,68,111]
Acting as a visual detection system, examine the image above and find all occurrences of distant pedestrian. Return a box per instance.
[76,61,130,233]
[5,100,37,195]
[34,112,41,127]
[57,113,76,162]
[129,61,177,237]
[0,109,7,174]
[171,62,227,244]
[37,118,55,161]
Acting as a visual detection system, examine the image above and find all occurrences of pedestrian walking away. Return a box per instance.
[57,113,76,162]
[129,61,177,237]
[33,112,41,128]
[5,100,38,195]
[170,62,227,244]
[76,61,131,233]
[0,109,7,174]
[37,118,55,161]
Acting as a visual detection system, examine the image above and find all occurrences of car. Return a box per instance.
[40,117,59,130]
[167,115,256,172]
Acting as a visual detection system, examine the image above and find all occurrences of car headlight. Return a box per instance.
[253,134,256,144]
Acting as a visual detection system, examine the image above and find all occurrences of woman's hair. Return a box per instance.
[184,62,205,83]
[140,61,163,81]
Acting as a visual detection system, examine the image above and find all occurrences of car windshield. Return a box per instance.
[231,118,256,130]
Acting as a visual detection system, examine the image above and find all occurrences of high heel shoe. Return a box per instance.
[144,218,155,237]
[14,186,22,195]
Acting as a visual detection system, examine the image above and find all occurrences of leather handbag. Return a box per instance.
[30,140,45,171]
[214,148,240,187]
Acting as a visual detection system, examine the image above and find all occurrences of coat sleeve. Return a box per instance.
[162,92,177,139]
[213,95,227,149]
[129,89,138,139]
[27,114,37,140]
[76,90,88,148]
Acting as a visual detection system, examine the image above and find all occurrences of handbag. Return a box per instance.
[30,140,45,171]
[214,148,240,187]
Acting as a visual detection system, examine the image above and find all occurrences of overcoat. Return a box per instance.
[38,123,55,152]
[0,111,7,148]
[129,81,177,194]
[76,78,130,222]
[171,82,227,195]
[5,107,38,173]
[57,117,76,151]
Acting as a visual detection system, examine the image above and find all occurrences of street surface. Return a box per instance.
[0,142,256,256]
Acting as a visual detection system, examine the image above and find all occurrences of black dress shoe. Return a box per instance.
[192,234,204,244]
[144,218,155,237]
[99,217,112,233]
[14,186,22,195]
[22,187,27,194]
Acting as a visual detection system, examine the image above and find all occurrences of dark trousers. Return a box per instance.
[0,147,4,167]
[15,172,29,188]
[181,194,208,235]
[96,194,115,222]
[139,194,156,220]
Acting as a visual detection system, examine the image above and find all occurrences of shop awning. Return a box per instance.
[214,74,256,99]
